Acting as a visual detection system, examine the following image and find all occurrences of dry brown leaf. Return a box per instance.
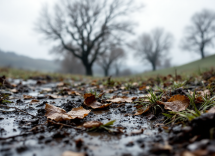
[30,99,40,104]
[61,151,85,156]
[45,104,91,122]
[68,91,81,96]
[134,105,150,115]
[139,86,146,91]
[67,107,91,119]
[48,94,62,99]
[157,94,190,112]
[84,93,111,109]
[207,106,215,113]
[83,121,103,128]
[181,151,195,156]
[57,82,64,87]
[127,129,145,136]
[42,88,52,92]
[10,89,18,93]
[196,89,210,97]
[106,96,134,103]
[23,95,35,100]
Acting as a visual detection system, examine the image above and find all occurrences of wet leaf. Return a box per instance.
[84,93,111,109]
[23,95,35,100]
[30,99,39,104]
[10,89,18,93]
[106,96,135,103]
[48,94,62,99]
[68,91,81,96]
[139,86,146,91]
[157,94,190,112]
[42,88,52,92]
[45,104,90,122]
[83,121,103,128]
[61,151,85,156]
[134,105,150,115]
[67,107,91,119]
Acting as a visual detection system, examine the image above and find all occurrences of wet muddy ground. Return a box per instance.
[1,72,215,156]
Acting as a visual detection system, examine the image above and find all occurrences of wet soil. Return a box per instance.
[0,74,215,156]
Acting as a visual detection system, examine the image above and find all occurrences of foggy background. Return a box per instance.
[0,0,215,76]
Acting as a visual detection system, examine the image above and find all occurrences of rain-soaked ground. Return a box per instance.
[1,73,215,156]
[0,78,170,156]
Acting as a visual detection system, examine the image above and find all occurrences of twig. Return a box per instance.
[0,105,38,118]
[0,133,32,140]
[48,120,82,130]
[29,121,48,132]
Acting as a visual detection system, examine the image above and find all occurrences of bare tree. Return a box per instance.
[35,0,142,76]
[131,28,173,71]
[180,9,215,59]
[97,47,125,76]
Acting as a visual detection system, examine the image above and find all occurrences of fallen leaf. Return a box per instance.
[42,88,52,92]
[45,104,91,122]
[48,94,62,99]
[127,129,144,136]
[207,106,215,113]
[57,82,64,87]
[67,107,91,119]
[10,89,18,93]
[134,105,150,115]
[157,94,190,112]
[84,93,111,109]
[23,95,35,100]
[30,99,40,104]
[61,151,85,156]
[196,89,210,97]
[106,96,135,103]
[68,91,81,96]
[83,121,103,128]
[139,86,146,91]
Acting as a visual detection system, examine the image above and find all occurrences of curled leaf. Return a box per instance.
[84,93,111,109]
[83,121,103,128]
[45,104,91,122]
[157,94,190,112]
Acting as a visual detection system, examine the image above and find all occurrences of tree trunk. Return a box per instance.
[152,62,156,71]
[85,65,93,76]
[200,45,205,59]
[104,68,109,77]
[82,63,93,76]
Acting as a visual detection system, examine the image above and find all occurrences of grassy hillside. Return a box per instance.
[142,54,215,76]
[0,50,60,72]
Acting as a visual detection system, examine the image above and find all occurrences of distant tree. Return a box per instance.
[35,0,142,76]
[180,9,215,59]
[131,28,173,71]
[97,46,125,76]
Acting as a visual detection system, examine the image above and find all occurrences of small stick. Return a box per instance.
[0,105,38,118]
[48,120,82,130]
[0,133,32,140]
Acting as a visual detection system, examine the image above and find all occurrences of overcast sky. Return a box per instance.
[0,0,215,72]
